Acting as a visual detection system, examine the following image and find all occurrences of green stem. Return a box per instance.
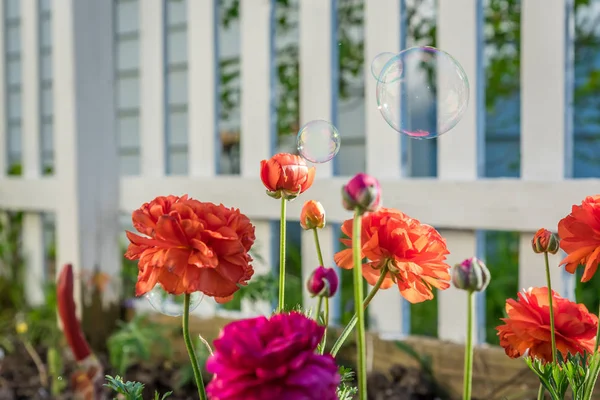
[320,296,329,354]
[277,197,287,312]
[463,290,474,400]
[316,295,323,324]
[543,252,558,363]
[537,383,544,400]
[313,228,325,266]
[183,294,207,400]
[595,301,600,352]
[330,266,389,357]
[351,210,367,400]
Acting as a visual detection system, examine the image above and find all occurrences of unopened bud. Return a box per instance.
[532,228,559,254]
[342,173,381,214]
[306,266,339,298]
[452,257,491,292]
[300,200,326,230]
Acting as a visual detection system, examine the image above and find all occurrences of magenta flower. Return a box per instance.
[307,266,339,298]
[342,172,381,213]
[206,312,340,400]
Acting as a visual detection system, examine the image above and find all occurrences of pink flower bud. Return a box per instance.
[451,257,491,292]
[342,173,381,213]
[306,266,339,298]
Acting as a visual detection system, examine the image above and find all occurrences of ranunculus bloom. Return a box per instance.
[260,153,316,200]
[334,208,451,303]
[451,257,491,293]
[558,195,600,282]
[306,266,339,297]
[206,312,340,400]
[300,200,326,230]
[532,228,559,255]
[124,195,255,303]
[496,287,597,363]
[341,172,381,213]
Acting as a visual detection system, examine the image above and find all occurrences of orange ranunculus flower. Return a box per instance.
[333,208,451,303]
[124,195,256,303]
[531,228,559,255]
[300,200,326,230]
[558,195,600,282]
[260,153,316,200]
[496,287,597,363]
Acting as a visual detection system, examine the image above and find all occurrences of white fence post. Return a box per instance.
[140,0,166,177]
[436,0,485,343]
[0,0,5,176]
[21,0,45,305]
[188,0,218,177]
[299,0,338,314]
[53,0,120,309]
[240,0,274,315]
[519,1,574,298]
[363,0,407,339]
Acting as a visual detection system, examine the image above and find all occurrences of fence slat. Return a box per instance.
[53,0,120,309]
[519,1,574,297]
[363,0,407,339]
[0,0,5,177]
[21,0,45,305]
[188,0,218,177]
[139,0,166,177]
[299,0,338,313]
[436,0,484,343]
[240,0,274,315]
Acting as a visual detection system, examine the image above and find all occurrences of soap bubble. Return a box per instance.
[297,120,341,163]
[375,46,470,139]
[371,52,398,82]
[145,284,203,317]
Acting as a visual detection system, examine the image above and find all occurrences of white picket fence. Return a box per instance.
[0,0,596,344]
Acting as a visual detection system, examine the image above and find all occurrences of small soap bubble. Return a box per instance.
[57,376,63,381]
[375,46,470,139]
[371,52,399,82]
[145,284,203,317]
[297,120,341,163]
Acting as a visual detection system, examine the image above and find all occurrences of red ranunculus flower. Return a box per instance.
[496,287,597,363]
[206,312,340,400]
[558,195,600,281]
[125,195,255,303]
[334,208,451,303]
[260,153,316,200]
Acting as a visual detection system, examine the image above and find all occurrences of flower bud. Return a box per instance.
[532,228,559,255]
[342,173,381,214]
[15,321,28,335]
[451,257,491,292]
[306,266,339,298]
[300,200,326,230]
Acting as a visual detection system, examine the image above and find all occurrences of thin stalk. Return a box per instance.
[277,197,287,312]
[183,294,207,400]
[537,384,544,400]
[351,210,367,400]
[463,290,474,400]
[313,228,325,266]
[543,252,558,363]
[320,296,330,354]
[316,295,323,324]
[595,301,600,352]
[330,266,389,357]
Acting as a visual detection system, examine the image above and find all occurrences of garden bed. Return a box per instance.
[1,314,596,399]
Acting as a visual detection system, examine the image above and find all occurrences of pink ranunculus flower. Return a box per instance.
[206,312,340,400]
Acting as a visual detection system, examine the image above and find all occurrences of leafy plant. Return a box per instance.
[105,375,172,400]
[336,366,358,400]
[107,314,173,375]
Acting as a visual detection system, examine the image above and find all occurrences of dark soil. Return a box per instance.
[0,343,455,400]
